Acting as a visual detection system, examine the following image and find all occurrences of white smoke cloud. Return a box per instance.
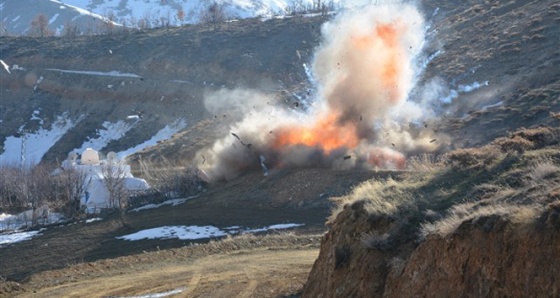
[197,3,449,181]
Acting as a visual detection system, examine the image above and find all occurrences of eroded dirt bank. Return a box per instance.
[304,203,560,297]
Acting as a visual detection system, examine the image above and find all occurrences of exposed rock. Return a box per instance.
[304,203,560,297]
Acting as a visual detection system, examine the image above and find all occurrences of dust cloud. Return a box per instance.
[197,3,448,181]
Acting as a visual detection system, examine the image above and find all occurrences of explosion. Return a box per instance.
[197,3,445,181]
[271,112,359,154]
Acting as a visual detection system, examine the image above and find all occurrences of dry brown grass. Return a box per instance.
[328,124,560,243]
[328,176,424,224]
[526,157,560,183]
[511,126,558,148]
[420,203,543,239]
[421,153,560,239]
[492,136,534,153]
[406,154,443,172]
[443,145,502,169]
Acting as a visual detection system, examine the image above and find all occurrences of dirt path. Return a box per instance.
[2,233,321,298]
[19,248,318,298]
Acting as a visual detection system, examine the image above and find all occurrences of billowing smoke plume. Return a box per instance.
[197,3,448,181]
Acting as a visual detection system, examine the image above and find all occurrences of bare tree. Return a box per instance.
[62,19,80,38]
[137,157,206,200]
[12,165,53,226]
[103,10,116,34]
[137,17,148,31]
[101,162,129,226]
[164,9,171,30]
[0,21,8,36]
[200,2,227,30]
[0,165,22,208]
[101,162,128,210]
[30,14,50,37]
[56,167,91,218]
[176,7,185,25]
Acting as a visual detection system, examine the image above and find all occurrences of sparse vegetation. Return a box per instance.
[361,232,391,251]
[30,14,51,37]
[131,157,206,208]
[328,125,560,243]
[444,145,501,169]
[200,2,228,30]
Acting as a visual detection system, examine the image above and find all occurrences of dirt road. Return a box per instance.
[3,234,321,298]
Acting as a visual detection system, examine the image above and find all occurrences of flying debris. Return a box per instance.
[430,139,437,143]
[231,133,251,147]
[0,60,11,74]
[260,155,269,177]
[343,155,352,160]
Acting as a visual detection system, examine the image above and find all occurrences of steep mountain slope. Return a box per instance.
[0,0,116,36]
[0,16,322,166]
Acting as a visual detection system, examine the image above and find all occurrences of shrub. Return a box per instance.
[511,126,558,148]
[406,154,443,172]
[138,157,207,201]
[444,145,501,169]
[328,178,416,224]
[492,136,534,153]
[361,232,391,251]
[334,246,351,269]
[526,158,560,183]
[420,203,542,239]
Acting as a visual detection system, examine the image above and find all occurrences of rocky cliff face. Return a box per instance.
[386,209,560,297]
[303,203,407,297]
[304,201,560,297]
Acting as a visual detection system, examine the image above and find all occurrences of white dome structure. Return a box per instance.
[81,148,100,165]
[57,148,150,213]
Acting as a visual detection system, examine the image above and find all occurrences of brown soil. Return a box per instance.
[1,233,321,298]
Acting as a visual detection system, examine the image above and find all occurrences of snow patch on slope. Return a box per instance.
[0,229,44,247]
[47,68,141,78]
[0,113,81,167]
[116,223,304,241]
[61,0,350,25]
[117,119,187,159]
[74,120,136,154]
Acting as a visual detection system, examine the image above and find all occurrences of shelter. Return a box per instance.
[60,148,150,213]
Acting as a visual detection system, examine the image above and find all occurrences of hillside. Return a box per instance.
[303,0,560,296]
[1,0,335,36]
[0,16,322,167]
[0,0,559,297]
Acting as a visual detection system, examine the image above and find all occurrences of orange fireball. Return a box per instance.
[272,112,359,154]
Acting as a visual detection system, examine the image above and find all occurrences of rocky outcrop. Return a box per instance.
[303,203,560,297]
[303,201,415,297]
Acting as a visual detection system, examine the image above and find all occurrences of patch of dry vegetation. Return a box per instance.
[328,125,560,243]
[328,176,424,224]
[420,203,543,239]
